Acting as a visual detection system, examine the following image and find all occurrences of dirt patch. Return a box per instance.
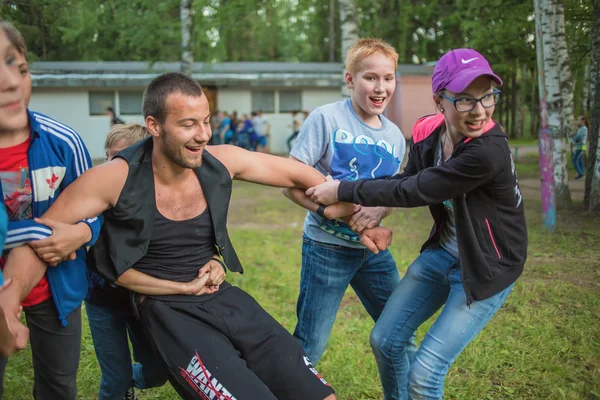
[524,254,600,294]
[520,177,585,202]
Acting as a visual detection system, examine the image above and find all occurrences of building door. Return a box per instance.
[202,86,218,113]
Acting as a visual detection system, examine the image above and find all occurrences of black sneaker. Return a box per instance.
[123,387,138,400]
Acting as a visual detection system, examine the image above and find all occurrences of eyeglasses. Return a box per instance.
[439,88,501,113]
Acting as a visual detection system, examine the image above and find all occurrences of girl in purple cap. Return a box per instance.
[306,48,527,399]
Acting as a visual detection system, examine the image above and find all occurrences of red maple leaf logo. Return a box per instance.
[46,173,59,189]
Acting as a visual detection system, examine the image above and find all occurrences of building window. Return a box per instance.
[251,91,275,113]
[119,91,143,115]
[89,92,115,116]
[279,90,302,113]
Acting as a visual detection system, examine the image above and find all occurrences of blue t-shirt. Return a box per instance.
[291,98,406,248]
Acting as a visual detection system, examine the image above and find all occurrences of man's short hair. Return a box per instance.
[0,21,27,58]
[142,73,203,124]
[345,38,398,75]
[104,123,150,150]
[106,106,115,113]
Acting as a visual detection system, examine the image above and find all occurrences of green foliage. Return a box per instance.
[0,0,589,65]
[0,0,593,135]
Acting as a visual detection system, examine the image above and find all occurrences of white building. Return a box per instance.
[30,61,433,160]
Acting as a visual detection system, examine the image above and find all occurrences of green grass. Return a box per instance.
[4,170,600,399]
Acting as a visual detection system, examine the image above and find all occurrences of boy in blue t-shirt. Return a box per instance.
[284,38,416,365]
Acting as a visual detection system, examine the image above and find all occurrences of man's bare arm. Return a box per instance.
[41,159,128,223]
[208,145,326,188]
[116,259,226,296]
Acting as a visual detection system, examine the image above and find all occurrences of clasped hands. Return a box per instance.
[181,258,227,296]
[310,176,393,254]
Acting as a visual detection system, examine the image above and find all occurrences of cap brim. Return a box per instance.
[445,69,503,93]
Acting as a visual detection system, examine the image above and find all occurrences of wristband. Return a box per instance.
[316,204,328,219]
[212,257,227,272]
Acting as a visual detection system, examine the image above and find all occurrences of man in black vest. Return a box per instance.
[21,73,393,399]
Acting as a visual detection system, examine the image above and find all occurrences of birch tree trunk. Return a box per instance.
[553,0,576,141]
[339,0,359,98]
[329,0,335,62]
[541,0,572,208]
[534,0,557,231]
[588,0,600,211]
[180,0,193,76]
[582,62,590,115]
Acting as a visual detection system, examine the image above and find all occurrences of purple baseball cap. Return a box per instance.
[431,49,502,93]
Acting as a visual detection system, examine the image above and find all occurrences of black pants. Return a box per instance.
[139,286,335,400]
[0,297,81,400]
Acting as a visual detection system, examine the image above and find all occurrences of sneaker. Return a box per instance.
[575,175,584,180]
[123,387,138,400]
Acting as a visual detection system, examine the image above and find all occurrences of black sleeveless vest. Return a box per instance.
[87,137,243,283]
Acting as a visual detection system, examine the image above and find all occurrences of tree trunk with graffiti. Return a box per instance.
[534,0,557,231]
[540,0,573,209]
[180,0,193,76]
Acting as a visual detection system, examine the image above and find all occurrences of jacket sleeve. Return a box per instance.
[338,141,504,208]
[4,219,53,250]
[60,132,104,246]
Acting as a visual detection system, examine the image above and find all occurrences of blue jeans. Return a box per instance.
[370,246,514,400]
[294,235,416,365]
[573,150,585,177]
[86,301,167,400]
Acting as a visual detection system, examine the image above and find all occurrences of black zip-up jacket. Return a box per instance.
[338,115,527,303]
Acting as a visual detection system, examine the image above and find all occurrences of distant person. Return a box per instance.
[220,111,235,144]
[572,115,588,180]
[287,110,302,152]
[106,106,125,127]
[231,110,239,132]
[236,114,255,150]
[252,110,271,153]
[209,109,223,145]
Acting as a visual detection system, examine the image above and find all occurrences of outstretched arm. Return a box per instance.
[308,144,503,207]
[208,145,326,189]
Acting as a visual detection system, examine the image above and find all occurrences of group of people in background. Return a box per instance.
[209,109,272,152]
[0,16,554,400]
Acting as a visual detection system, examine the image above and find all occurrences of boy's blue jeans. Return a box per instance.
[370,246,514,400]
[294,235,416,365]
[86,301,167,400]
